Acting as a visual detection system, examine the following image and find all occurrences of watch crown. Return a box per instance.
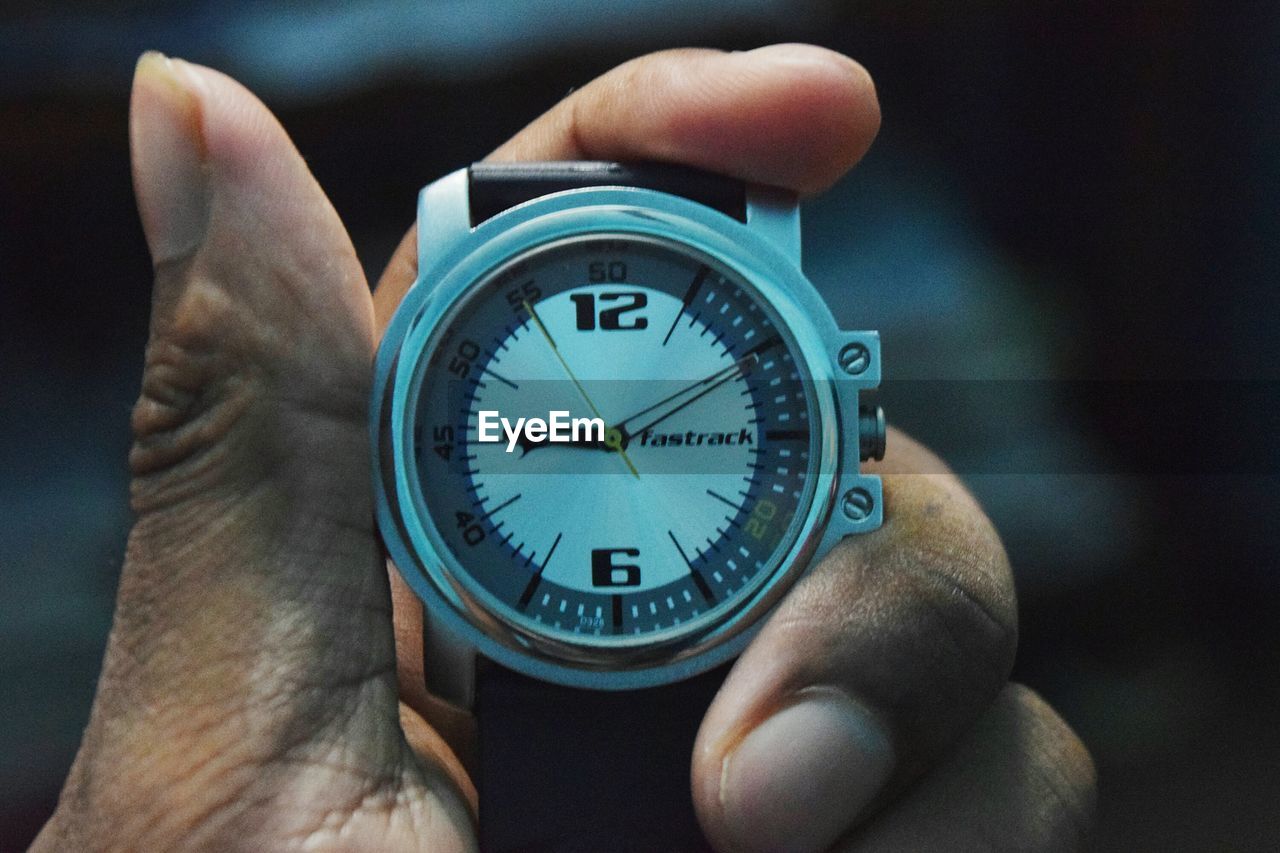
[858,404,886,462]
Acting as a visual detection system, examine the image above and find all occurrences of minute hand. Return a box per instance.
[617,353,758,438]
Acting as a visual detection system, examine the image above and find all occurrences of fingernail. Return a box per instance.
[719,688,894,853]
[130,51,211,266]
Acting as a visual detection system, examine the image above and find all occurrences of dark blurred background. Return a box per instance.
[3,1,1278,849]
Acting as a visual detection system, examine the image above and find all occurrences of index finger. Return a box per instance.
[372,43,880,326]
[486,44,879,192]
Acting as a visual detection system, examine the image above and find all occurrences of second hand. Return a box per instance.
[523,299,640,479]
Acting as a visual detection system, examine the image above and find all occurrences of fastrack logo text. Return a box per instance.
[636,428,753,447]
[477,410,605,453]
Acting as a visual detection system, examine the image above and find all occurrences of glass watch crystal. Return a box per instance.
[403,234,818,651]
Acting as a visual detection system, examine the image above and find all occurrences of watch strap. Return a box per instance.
[468,161,748,227]
[477,661,727,853]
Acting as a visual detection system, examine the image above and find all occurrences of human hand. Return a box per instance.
[35,44,1094,853]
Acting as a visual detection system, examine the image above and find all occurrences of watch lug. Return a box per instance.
[416,166,473,286]
[423,610,478,709]
[814,329,885,560]
[745,185,801,264]
[814,470,884,562]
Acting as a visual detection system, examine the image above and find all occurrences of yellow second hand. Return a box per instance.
[523,299,640,479]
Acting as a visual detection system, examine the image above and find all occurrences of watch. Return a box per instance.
[371,161,886,852]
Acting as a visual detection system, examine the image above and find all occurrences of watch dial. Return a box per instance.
[406,234,818,649]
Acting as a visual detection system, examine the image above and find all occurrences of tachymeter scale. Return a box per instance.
[408,235,816,647]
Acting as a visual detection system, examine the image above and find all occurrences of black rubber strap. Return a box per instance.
[468,161,747,227]
[477,661,728,853]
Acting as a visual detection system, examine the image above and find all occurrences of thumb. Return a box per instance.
[47,54,472,850]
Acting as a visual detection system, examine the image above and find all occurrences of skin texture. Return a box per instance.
[34,44,1095,852]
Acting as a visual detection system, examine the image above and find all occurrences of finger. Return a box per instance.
[487,44,880,193]
[52,53,472,848]
[372,43,879,323]
[839,685,1096,852]
[375,45,880,698]
[692,429,1019,853]
[400,701,478,814]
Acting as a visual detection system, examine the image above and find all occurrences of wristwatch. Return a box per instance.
[371,161,886,852]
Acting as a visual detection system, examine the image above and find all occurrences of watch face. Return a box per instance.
[402,233,820,656]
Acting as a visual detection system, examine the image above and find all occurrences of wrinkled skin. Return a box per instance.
[35,45,1095,853]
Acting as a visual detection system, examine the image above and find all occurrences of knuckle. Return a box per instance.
[897,544,1018,690]
[127,268,369,514]
[128,340,264,511]
[1000,684,1098,850]
[861,553,1017,757]
[880,471,1019,679]
[846,506,1016,681]
[128,277,271,509]
[759,481,1018,764]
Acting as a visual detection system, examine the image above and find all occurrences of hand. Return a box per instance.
[35,45,1094,853]
[379,43,1095,853]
